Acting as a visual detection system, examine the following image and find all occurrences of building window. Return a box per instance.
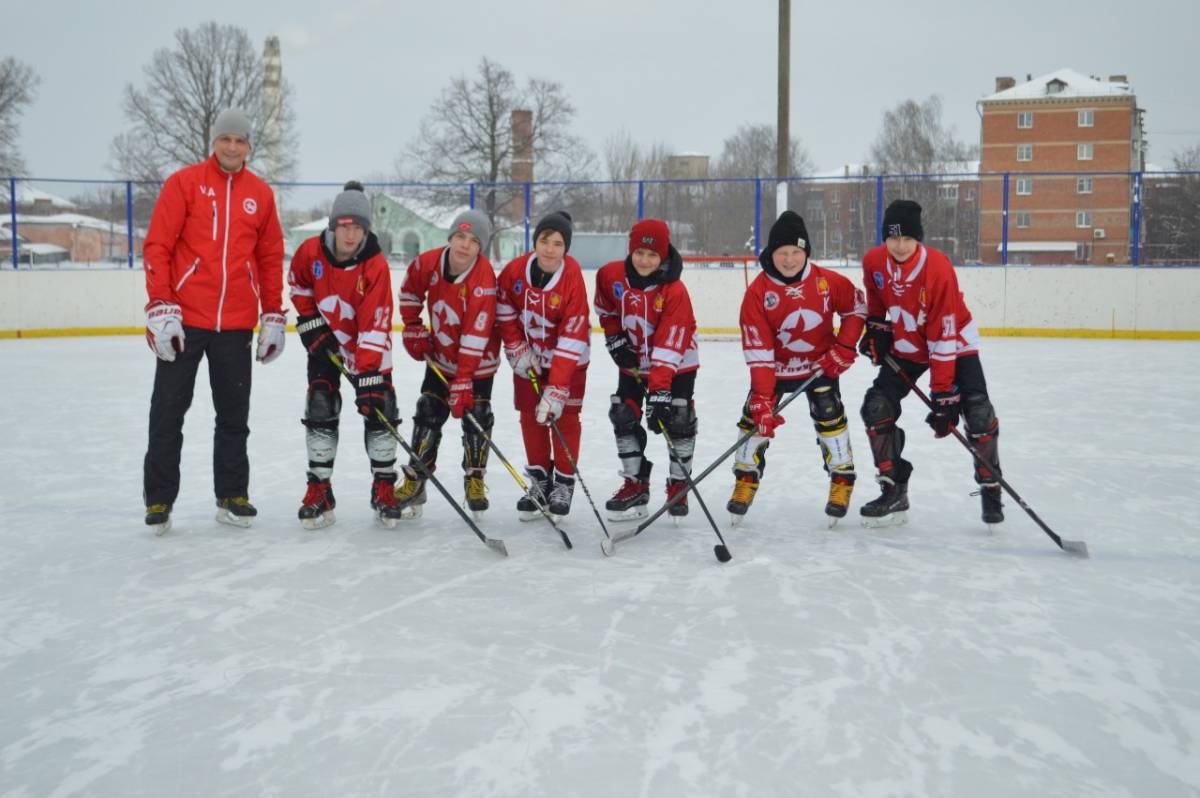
[964,188,975,202]
[830,190,839,205]
[1078,143,1094,161]
[937,184,959,201]
[1016,177,1033,195]
[1076,242,1092,262]
[1015,211,1032,229]
[1077,176,1094,194]
[832,208,840,223]
[1010,253,1033,264]
[1078,109,1095,127]
[402,231,421,262]
[849,198,859,212]
[1076,210,1092,228]
[1017,144,1033,162]
[1017,111,1033,129]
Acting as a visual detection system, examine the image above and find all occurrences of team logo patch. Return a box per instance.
[613,282,624,299]
[356,275,365,294]
[431,270,439,286]
[817,276,829,295]
[919,286,927,306]
[514,278,523,295]
[873,271,885,290]
[764,291,779,310]
[474,286,496,297]
[313,261,323,279]
[549,293,561,308]
[243,198,258,215]
[460,285,468,299]
[654,294,664,311]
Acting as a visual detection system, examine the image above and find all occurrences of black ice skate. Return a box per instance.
[215,496,257,528]
[977,484,1004,525]
[606,477,650,521]
[727,474,759,526]
[145,503,172,536]
[371,475,404,528]
[860,476,909,528]
[548,472,575,519]
[392,467,427,519]
[298,477,336,530]
[517,466,551,522]
[825,473,855,528]
[464,472,488,521]
[666,479,689,519]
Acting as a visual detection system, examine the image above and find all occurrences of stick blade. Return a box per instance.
[1061,539,1089,558]
[485,538,509,557]
[713,545,732,563]
[600,539,616,557]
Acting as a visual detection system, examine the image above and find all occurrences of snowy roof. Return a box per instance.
[8,213,135,235]
[291,217,329,232]
[810,161,980,179]
[997,241,1078,253]
[21,242,70,255]
[983,69,1133,102]
[13,183,77,209]
[383,195,470,229]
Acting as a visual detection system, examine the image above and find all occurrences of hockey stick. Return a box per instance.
[609,371,824,550]
[425,357,572,549]
[328,353,507,556]
[884,354,1088,557]
[526,370,610,543]
[613,370,730,562]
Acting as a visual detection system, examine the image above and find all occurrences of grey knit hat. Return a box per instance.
[212,108,252,143]
[447,209,492,252]
[329,181,372,231]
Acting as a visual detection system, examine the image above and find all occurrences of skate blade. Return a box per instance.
[606,506,649,522]
[861,511,907,529]
[301,512,336,530]
[518,510,543,522]
[472,510,486,522]
[399,505,424,520]
[215,510,253,528]
[730,513,746,527]
[375,512,400,529]
[150,519,171,537]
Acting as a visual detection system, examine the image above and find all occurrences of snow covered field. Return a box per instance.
[2,334,1198,797]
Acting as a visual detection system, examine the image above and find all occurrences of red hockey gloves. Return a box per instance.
[748,392,785,438]
[646,389,673,434]
[535,384,570,425]
[255,312,287,364]
[355,371,388,418]
[145,301,185,362]
[605,333,639,370]
[448,375,475,419]
[505,341,537,375]
[817,342,857,378]
[402,325,432,361]
[925,388,961,438]
[858,316,893,366]
[296,313,338,360]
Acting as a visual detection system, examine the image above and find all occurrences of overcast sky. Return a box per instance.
[8,0,1200,182]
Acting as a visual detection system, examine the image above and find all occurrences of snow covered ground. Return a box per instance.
[1,334,1198,797]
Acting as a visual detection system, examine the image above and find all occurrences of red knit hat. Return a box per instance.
[629,218,670,260]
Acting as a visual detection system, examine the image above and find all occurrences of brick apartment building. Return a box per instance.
[978,69,1146,264]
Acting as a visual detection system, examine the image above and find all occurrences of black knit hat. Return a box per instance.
[533,210,573,253]
[882,199,923,242]
[763,210,812,260]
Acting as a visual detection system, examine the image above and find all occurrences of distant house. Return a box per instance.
[372,194,525,265]
[11,183,78,214]
[3,213,143,264]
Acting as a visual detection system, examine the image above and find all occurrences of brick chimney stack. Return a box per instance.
[995,76,1016,92]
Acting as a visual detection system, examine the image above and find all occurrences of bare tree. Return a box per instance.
[110,22,298,187]
[0,57,40,176]
[869,95,975,176]
[579,130,672,233]
[713,123,813,179]
[1142,145,1200,263]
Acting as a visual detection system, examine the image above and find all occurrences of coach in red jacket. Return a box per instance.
[141,108,286,533]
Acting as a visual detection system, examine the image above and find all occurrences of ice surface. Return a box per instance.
[1,335,1198,797]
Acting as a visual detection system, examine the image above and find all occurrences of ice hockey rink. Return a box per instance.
[2,333,1198,797]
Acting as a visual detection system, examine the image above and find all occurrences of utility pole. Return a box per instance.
[776,0,791,214]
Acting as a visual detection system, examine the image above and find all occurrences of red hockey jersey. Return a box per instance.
[740,261,866,396]
[496,252,591,389]
[594,255,699,391]
[398,246,500,379]
[862,243,980,393]
[288,233,393,375]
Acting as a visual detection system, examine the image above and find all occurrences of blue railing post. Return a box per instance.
[125,181,135,269]
[1001,173,1010,265]
[636,180,645,220]
[468,183,476,209]
[874,176,885,245]
[8,178,17,269]
[523,182,532,252]
[753,178,763,253]
[1130,171,1142,266]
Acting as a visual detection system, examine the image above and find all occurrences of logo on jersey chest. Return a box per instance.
[873,271,885,290]
[764,291,780,309]
[549,293,561,308]
[313,260,323,279]
[654,294,664,311]
[513,278,523,295]
[613,282,625,299]
[243,198,257,215]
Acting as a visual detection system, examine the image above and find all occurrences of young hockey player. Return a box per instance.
[594,219,699,521]
[393,209,500,520]
[728,210,866,526]
[858,199,1003,526]
[288,182,401,528]
[495,211,591,519]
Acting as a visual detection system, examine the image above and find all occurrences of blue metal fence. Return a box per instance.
[4,170,1198,269]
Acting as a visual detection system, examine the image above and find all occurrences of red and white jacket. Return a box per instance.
[496,253,591,390]
[144,155,284,331]
[862,242,980,393]
[398,246,500,380]
[288,232,393,375]
[740,259,866,396]
[594,249,698,391]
